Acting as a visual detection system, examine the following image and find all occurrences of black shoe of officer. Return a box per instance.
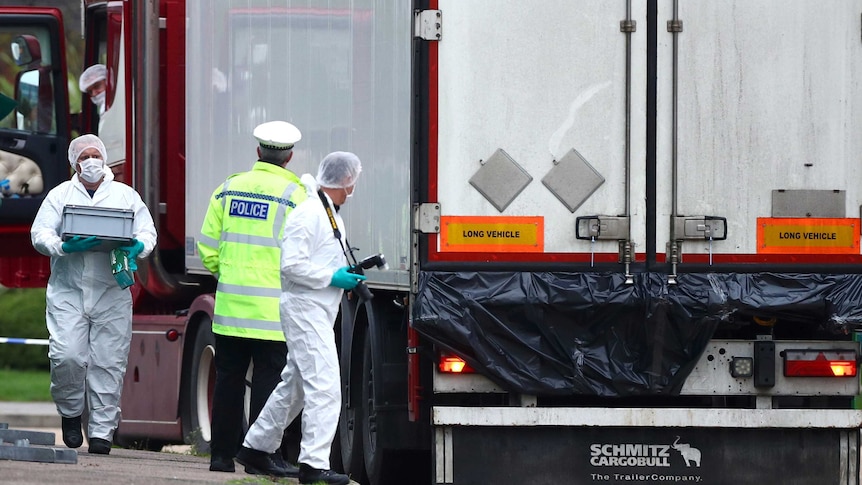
[209,455,236,472]
[61,415,83,448]
[235,446,296,477]
[298,463,350,485]
[88,437,112,454]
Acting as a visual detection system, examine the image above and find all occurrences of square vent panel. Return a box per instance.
[541,148,605,213]
[468,148,533,212]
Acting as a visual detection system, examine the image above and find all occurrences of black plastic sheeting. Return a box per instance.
[413,271,862,397]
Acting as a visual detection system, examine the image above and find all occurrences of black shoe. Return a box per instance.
[209,455,235,472]
[61,416,83,448]
[88,437,112,454]
[235,446,296,477]
[246,452,299,476]
[298,463,350,485]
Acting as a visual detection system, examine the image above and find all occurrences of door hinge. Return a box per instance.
[414,203,441,234]
[414,10,442,41]
[412,203,440,295]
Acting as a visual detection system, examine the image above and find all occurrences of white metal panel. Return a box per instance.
[683,340,860,396]
[100,20,125,169]
[434,369,504,393]
[436,1,647,253]
[433,406,862,428]
[185,0,412,282]
[656,0,862,255]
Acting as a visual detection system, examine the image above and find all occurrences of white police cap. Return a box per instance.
[253,121,302,150]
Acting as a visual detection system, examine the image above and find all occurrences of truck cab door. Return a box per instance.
[0,8,70,286]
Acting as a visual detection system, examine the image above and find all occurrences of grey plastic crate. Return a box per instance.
[61,205,134,251]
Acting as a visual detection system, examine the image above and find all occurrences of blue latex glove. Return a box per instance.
[329,266,367,290]
[62,236,101,253]
[119,239,145,271]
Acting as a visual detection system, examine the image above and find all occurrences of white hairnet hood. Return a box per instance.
[79,64,107,93]
[316,151,362,189]
[68,134,107,168]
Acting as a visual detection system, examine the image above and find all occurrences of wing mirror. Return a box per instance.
[11,35,42,67]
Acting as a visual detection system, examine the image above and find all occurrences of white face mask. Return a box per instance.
[78,157,105,183]
[91,92,106,114]
[344,186,355,199]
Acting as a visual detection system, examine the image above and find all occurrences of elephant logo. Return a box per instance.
[671,436,701,467]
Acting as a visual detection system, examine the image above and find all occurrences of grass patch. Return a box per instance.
[0,368,51,401]
[227,478,294,484]
[185,428,210,457]
[0,288,50,371]
[227,476,298,485]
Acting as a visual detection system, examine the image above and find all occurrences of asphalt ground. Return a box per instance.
[0,402,362,485]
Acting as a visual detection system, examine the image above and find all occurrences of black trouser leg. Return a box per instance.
[249,340,288,423]
[250,340,296,462]
[210,334,251,460]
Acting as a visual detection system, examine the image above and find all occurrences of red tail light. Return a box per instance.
[783,349,857,377]
[438,354,475,374]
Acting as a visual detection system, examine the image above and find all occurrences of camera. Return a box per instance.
[347,253,387,301]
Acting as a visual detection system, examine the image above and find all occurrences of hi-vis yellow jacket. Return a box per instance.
[198,161,308,341]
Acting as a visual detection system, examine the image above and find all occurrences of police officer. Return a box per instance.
[198,121,307,475]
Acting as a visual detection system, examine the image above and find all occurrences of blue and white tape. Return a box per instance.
[0,337,49,346]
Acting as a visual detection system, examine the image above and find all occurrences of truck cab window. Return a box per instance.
[0,28,56,135]
[0,14,68,221]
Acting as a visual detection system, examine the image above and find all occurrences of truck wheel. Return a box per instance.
[359,333,426,485]
[361,334,388,485]
[182,320,216,454]
[338,335,366,480]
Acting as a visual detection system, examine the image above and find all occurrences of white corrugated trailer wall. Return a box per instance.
[435,0,648,254]
[656,0,862,256]
[185,0,412,284]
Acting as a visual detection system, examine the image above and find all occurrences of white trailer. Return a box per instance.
[180,1,862,484]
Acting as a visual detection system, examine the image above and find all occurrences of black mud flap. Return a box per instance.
[437,426,859,485]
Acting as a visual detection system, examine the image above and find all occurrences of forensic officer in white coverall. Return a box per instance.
[79,64,107,116]
[30,134,156,454]
[235,152,365,485]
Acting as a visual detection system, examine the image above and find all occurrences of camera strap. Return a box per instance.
[317,189,354,263]
[317,189,342,239]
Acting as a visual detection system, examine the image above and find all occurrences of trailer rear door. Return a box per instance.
[425,0,862,273]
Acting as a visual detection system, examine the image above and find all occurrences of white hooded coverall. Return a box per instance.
[30,165,156,440]
[243,175,345,469]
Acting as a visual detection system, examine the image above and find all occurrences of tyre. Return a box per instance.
[361,334,385,484]
[338,334,366,481]
[181,320,216,454]
[361,334,426,485]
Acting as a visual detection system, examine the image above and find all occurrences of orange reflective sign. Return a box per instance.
[756,218,859,254]
[441,216,543,252]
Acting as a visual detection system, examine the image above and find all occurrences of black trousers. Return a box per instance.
[210,333,287,460]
